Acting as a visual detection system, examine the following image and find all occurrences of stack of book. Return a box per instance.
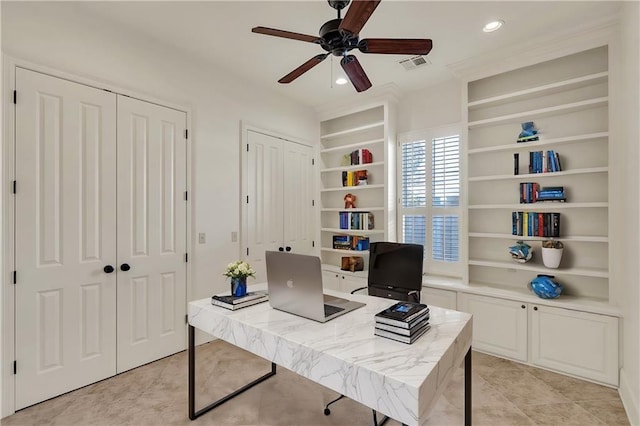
[342,169,368,187]
[528,150,562,174]
[332,235,370,251]
[374,302,431,344]
[339,211,374,230]
[512,211,561,237]
[537,186,566,202]
[211,290,268,310]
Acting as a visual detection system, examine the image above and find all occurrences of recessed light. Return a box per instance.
[483,20,504,33]
[335,77,348,85]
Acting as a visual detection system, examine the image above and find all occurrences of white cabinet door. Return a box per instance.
[339,274,368,294]
[15,68,117,409]
[246,130,284,280]
[322,270,340,291]
[245,130,313,280]
[529,305,618,386]
[458,293,528,362]
[283,142,314,255]
[116,96,187,373]
[421,287,457,310]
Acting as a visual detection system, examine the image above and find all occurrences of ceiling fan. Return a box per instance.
[252,0,433,92]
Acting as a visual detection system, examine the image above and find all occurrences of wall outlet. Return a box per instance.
[231,232,238,242]
[198,233,206,244]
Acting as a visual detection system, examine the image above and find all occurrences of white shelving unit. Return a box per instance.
[466,46,611,306]
[318,103,396,275]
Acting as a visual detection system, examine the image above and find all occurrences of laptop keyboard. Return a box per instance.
[324,304,345,317]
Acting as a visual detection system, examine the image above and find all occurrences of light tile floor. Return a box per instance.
[2,340,630,425]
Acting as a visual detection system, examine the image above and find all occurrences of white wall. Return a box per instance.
[1,3,318,414]
[396,77,461,134]
[617,2,640,423]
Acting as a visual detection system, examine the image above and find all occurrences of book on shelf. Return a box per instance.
[514,153,519,175]
[528,150,562,174]
[332,235,370,251]
[374,302,429,328]
[374,323,431,344]
[211,291,269,310]
[349,148,373,165]
[512,212,561,237]
[341,170,368,187]
[338,211,374,230]
[375,315,430,336]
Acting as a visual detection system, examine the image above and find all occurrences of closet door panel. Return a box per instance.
[116,96,187,373]
[14,68,117,409]
[283,142,314,255]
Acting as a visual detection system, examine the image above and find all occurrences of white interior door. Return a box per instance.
[246,130,284,280]
[15,68,117,409]
[116,95,187,372]
[283,142,314,255]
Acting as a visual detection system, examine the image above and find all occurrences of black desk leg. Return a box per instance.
[465,347,472,426]
[188,325,277,420]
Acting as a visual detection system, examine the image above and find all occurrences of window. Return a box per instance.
[398,128,461,276]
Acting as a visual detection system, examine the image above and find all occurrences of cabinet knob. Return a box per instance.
[120,263,131,272]
[533,306,538,311]
[278,247,284,252]
[285,246,291,252]
[521,304,526,309]
[103,265,114,274]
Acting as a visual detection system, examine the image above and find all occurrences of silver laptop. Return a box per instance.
[265,251,365,323]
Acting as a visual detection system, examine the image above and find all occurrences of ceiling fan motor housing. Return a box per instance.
[328,0,350,10]
[319,18,359,56]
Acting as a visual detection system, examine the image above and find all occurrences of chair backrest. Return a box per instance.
[367,242,423,302]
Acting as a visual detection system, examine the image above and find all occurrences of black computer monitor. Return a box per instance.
[368,242,424,292]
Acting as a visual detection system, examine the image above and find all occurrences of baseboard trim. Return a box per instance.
[619,368,639,426]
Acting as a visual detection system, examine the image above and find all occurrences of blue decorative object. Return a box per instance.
[231,277,247,297]
[529,274,563,299]
[517,121,539,143]
[509,241,532,263]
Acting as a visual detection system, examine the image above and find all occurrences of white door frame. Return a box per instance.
[239,122,315,270]
[1,55,193,418]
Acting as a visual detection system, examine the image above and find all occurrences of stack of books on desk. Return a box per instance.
[211,291,268,310]
[374,302,430,344]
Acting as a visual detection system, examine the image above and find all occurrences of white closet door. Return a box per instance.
[283,142,314,255]
[15,68,117,409]
[116,96,187,372]
[246,130,284,280]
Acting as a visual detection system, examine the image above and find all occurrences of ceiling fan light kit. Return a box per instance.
[252,0,433,92]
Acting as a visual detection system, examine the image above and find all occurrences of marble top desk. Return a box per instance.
[188,284,473,426]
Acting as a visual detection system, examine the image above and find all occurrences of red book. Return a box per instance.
[538,213,544,237]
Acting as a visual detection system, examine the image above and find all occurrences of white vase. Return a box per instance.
[542,247,563,268]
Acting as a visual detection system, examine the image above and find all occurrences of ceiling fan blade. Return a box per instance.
[252,26,320,43]
[338,0,381,35]
[340,55,372,92]
[278,54,329,84]
[359,38,433,55]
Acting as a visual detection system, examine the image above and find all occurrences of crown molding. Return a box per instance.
[448,15,620,83]
[314,82,402,121]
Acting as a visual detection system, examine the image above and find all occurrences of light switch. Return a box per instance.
[198,233,206,244]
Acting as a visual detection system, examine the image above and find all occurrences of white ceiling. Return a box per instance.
[26,1,624,108]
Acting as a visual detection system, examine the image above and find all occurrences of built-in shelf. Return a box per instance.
[321,161,384,173]
[321,121,384,140]
[321,248,370,255]
[321,207,384,212]
[469,167,608,182]
[468,202,608,210]
[320,138,384,154]
[321,263,369,278]
[467,72,608,109]
[321,228,384,235]
[468,97,608,128]
[468,232,608,243]
[468,259,608,278]
[467,132,609,155]
[321,184,384,193]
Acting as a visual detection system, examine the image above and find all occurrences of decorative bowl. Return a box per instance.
[509,241,533,263]
[529,275,563,299]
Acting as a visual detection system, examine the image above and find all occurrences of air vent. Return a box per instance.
[399,55,432,71]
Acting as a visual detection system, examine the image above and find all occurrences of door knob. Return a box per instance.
[120,263,131,272]
[285,246,291,252]
[278,247,284,252]
[103,265,114,274]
